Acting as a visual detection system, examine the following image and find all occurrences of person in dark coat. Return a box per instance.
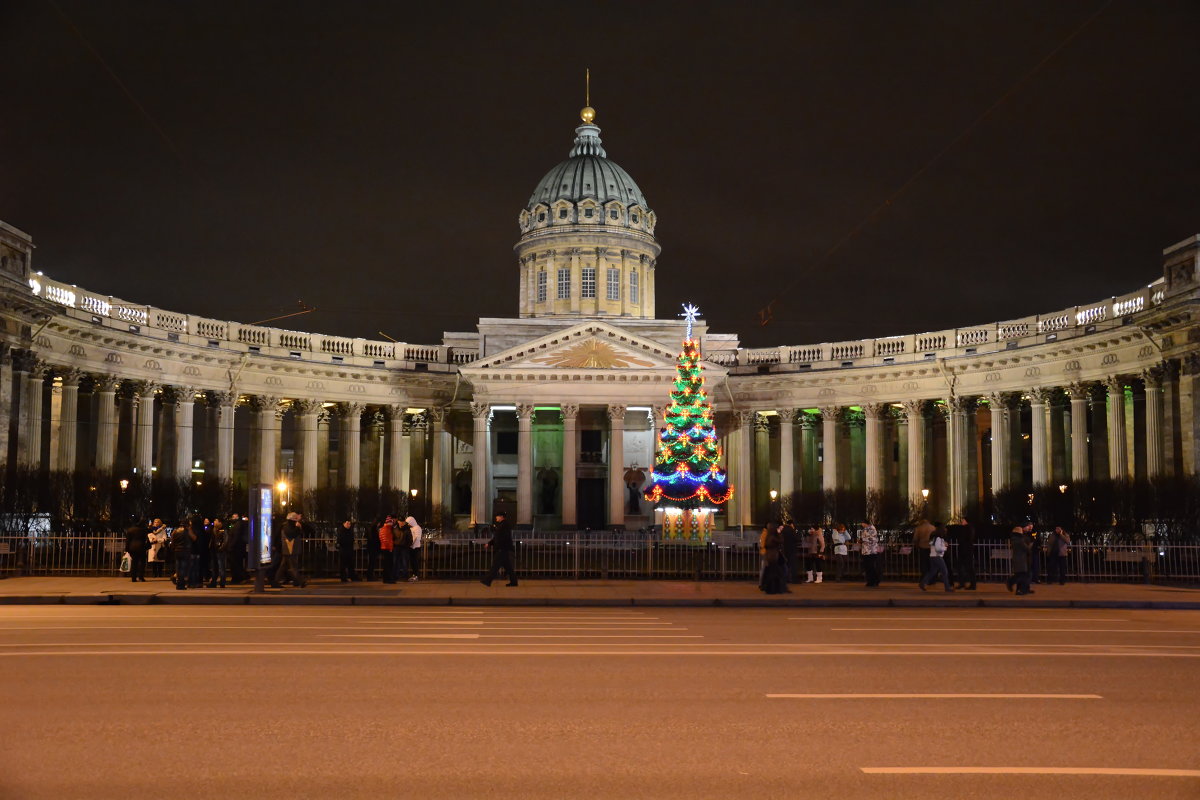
[949,517,977,590]
[364,517,381,581]
[172,521,196,591]
[124,521,148,582]
[189,518,210,587]
[228,515,249,584]
[270,512,307,588]
[481,512,518,587]
[759,522,788,594]
[1008,523,1033,595]
[781,521,800,585]
[337,519,359,582]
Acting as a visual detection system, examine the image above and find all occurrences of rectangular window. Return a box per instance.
[536,270,547,302]
[557,267,570,299]
[581,267,596,298]
[629,270,639,304]
[606,267,620,301]
[584,208,594,218]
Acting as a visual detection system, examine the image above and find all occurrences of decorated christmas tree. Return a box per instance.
[644,303,733,540]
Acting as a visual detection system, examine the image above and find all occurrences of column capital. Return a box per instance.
[470,401,490,420]
[516,403,536,420]
[986,391,1016,410]
[294,398,324,416]
[796,412,816,430]
[56,368,84,387]
[606,404,627,422]
[901,399,926,418]
[752,412,769,432]
[559,403,579,422]
[818,405,844,423]
[426,406,448,425]
[733,409,756,427]
[408,412,427,430]
[206,389,237,409]
[383,403,406,421]
[1103,375,1126,394]
[777,408,801,424]
[1064,381,1093,400]
[651,404,668,424]
[862,402,888,420]
[945,395,975,413]
[131,381,160,403]
[12,350,41,374]
[337,401,365,419]
[1027,386,1053,406]
[248,394,282,412]
[1141,365,1165,389]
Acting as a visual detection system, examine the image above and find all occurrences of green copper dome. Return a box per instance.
[525,123,650,211]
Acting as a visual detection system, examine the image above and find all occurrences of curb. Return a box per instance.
[2,594,1198,609]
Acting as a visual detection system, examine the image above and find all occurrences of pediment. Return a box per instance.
[461,321,696,374]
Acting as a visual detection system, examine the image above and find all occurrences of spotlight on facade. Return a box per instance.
[1058,484,1068,494]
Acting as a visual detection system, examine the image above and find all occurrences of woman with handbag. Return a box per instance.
[804,525,826,583]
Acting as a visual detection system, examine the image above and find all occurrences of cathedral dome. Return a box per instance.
[526,124,650,211]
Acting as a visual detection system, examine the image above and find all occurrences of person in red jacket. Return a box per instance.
[378,516,396,584]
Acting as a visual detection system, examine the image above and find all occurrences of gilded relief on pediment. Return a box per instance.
[531,338,657,369]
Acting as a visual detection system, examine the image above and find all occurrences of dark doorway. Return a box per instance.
[578,478,606,530]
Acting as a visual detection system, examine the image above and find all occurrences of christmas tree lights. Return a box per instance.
[644,304,733,539]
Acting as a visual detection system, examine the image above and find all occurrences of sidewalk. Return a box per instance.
[0,576,1198,608]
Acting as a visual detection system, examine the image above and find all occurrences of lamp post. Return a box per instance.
[769,489,779,522]
[920,487,930,519]
[410,488,420,522]
[276,480,290,510]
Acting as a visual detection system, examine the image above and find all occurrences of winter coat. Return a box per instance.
[1010,530,1031,572]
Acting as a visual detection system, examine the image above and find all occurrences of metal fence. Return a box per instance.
[2,527,1198,584]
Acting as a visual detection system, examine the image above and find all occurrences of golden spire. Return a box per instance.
[580,68,595,124]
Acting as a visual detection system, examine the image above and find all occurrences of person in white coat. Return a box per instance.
[147,519,168,578]
[405,515,423,582]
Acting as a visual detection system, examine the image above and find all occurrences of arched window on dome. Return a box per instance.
[537,270,547,303]
[606,267,620,301]
[629,269,639,304]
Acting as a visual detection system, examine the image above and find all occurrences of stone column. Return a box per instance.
[1066,383,1090,481]
[18,359,45,469]
[517,403,535,526]
[52,370,81,473]
[132,381,158,481]
[1143,367,1165,479]
[607,404,627,528]
[947,396,972,519]
[1105,376,1128,480]
[248,395,281,486]
[386,405,407,492]
[428,408,448,515]
[470,402,491,526]
[797,413,815,493]
[210,392,236,483]
[1181,354,1200,477]
[778,409,797,500]
[734,409,755,527]
[293,399,322,493]
[863,403,887,506]
[903,400,926,507]
[988,392,1013,495]
[92,375,119,472]
[1029,388,1050,486]
[819,406,842,495]
[338,402,363,489]
[172,387,197,482]
[560,404,579,528]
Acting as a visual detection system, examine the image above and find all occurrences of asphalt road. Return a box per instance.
[1,606,1198,799]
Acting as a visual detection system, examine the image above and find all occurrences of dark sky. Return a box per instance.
[3,1,1199,348]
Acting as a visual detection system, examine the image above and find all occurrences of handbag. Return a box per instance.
[119,552,132,573]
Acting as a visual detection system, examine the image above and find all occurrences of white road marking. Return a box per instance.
[2,648,1199,657]
[860,767,1200,777]
[323,634,702,639]
[832,627,1200,633]
[768,693,1101,699]
[789,616,1132,622]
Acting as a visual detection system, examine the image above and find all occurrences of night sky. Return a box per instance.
[3,1,1199,349]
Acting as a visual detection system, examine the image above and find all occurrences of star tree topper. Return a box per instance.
[680,302,701,340]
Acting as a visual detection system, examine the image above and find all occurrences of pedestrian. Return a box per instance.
[859,522,882,587]
[189,517,210,588]
[1030,527,1045,584]
[949,517,977,590]
[271,512,307,589]
[147,518,168,578]
[918,522,954,592]
[1008,522,1034,595]
[228,514,249,584]
[208,518,228,588]
[124,520,148,583]
[781,520,800,584]
[337,519,359,582]
[378,517,396,584]
[394,517,413,582]
[830,523,852,581]
[759,520,788,594]
[172,522,195,591]
[803,524,825,583]
[912,518,934,582]
[1047,525,1072,585]
[405,515,423,582]
[481,511,518,587]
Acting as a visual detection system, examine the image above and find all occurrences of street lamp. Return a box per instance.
[1058,484,1068,494]
[276,480,290,509]
[119,479,129,492]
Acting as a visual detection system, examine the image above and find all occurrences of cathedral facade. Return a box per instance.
[1,108,1198,531]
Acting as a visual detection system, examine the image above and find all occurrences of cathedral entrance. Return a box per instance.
[577,478,606,531]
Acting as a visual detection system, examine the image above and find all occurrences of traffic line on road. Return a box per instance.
[789,616,1131,622]
[768,693,1101,699]
[832,628,1200,633]
[860,767,1200,777]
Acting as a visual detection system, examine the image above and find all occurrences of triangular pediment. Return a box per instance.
[461,321,706,375]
